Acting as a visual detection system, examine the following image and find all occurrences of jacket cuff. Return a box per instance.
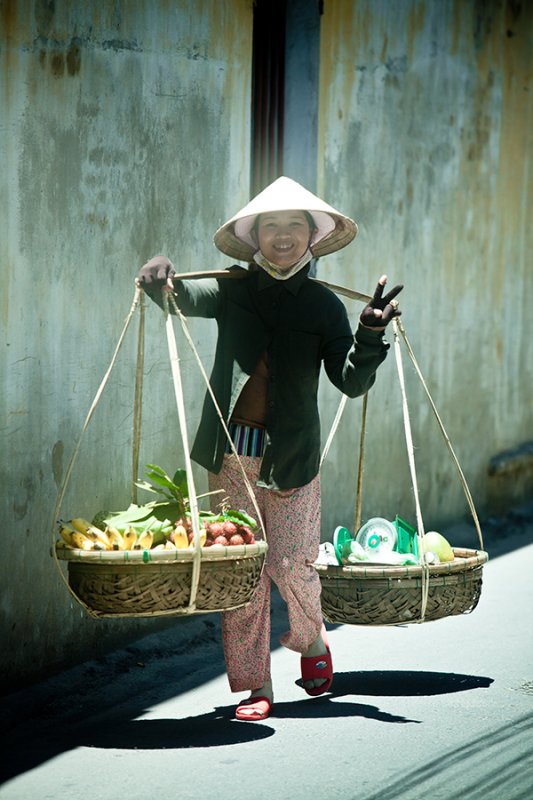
[355,324,390,349]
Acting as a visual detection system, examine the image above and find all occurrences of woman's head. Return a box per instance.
[254,210,316,271]
[213,176,358,264]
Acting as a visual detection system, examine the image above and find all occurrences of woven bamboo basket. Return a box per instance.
[56,542,268,618]
[313,306,489,627]
[315,547,488,626]
[51,285,268,619]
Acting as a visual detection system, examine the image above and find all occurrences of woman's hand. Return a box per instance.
[359,275,403,330]
[137,255,176,292]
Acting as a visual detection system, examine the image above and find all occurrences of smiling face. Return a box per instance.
[256,210,315,271]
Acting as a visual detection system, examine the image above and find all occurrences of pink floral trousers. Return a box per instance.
[208,454,324,693]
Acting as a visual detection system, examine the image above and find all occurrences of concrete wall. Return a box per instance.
[317,0,533,538]
[2,0,531,689]
[1,0,252,690]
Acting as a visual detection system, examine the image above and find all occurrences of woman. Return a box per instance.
[138,177,402,721]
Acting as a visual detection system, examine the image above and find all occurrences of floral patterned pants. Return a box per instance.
[208,454,324,693]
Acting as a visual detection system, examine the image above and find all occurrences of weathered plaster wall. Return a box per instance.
[1,0,252,689]
[317,0,532,537]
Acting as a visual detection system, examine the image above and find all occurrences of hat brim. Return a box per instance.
[213,177,358,261]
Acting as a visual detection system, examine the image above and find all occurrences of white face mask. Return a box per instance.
[253,248,313,280]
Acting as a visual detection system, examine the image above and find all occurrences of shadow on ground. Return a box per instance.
[0,669,494,782]
[0,503,529,786]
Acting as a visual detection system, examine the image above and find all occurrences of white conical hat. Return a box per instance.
[213,176,358,261]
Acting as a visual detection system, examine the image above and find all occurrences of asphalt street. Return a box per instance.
[1,507,532,800]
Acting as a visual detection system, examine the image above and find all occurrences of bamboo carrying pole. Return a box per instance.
[50,268,484,623]
[170,269,372,304]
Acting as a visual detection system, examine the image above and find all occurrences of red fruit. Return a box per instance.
[229,533,245,546]
[240,525,255,544]
[222,520,238,537]
[208,522,224,538]
[213,535,229,546]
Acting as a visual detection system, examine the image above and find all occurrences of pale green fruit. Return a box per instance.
[421,531,454,563]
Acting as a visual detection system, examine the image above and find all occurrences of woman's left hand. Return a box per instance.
[359,275,403,330]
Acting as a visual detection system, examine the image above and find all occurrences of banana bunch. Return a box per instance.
[56,518,162,552]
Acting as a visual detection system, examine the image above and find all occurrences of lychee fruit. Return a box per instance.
[240,526,255,544]
[222,520,238,537]
[208,522,224,539]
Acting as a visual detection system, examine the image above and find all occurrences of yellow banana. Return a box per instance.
[69,518,93,535]
[172,525,189,549]
[55,540,70,551]
[106,527,125,550]
[71,531,94,550]
[85,525,111,549]
[136,530,153,550]
[164,539,177,550]
[189,529,207,548]
[59,525,77,547]
[123,527,137,550]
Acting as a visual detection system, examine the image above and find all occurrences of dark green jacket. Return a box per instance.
[148,264,389,490]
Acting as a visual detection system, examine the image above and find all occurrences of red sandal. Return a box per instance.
[300,646,333,696]
[235,696,273,721]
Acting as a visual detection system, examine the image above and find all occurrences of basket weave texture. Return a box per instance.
[59,543,267,618]
[314,548,488,626]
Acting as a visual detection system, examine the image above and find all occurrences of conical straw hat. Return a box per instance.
[213,176,358,261]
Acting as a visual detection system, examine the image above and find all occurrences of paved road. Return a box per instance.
[1,513,532,800]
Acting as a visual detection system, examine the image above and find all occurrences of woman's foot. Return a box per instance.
[300,629,333,695]
[235,680,274,721]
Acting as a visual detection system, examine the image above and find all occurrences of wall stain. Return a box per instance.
[35,36,82,77]
[34,0,55,37]
[66,40,81,75]
[52,440,64,488]
[1,0,18,40]
[13,476,34,520]
[50,50,64,77]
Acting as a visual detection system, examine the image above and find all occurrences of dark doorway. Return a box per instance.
[251,0,322,196]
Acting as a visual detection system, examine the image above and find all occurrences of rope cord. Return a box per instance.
[50,284,144,614]
[166,291,266,541]
[320,394,348,467]
[396,319,484,550]
[162,291,203,611]
[392,319,430,621]
[132,290,145,504]
[354,392,368,534]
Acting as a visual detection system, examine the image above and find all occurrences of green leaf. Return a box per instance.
[134,480,161,495]
[225,508,257,529]
[104,501,183,532]
[149,501,184,523]
[171,468,189,498]
[145,466,179,494]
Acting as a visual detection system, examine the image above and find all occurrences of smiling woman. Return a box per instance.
[137,175,403,722]
[256,210,314,272]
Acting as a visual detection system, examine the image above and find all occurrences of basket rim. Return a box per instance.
[313,547,488,579]
[55,539,268,564]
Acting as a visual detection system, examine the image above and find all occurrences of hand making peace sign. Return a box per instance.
[359,275,403,330]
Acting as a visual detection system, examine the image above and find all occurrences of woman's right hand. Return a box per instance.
[137,255,176,291]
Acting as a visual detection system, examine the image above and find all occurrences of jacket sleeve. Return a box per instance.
[321,294,390,398]
[142,277,222,318]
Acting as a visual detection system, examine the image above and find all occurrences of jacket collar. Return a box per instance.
[256,263,311,296]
